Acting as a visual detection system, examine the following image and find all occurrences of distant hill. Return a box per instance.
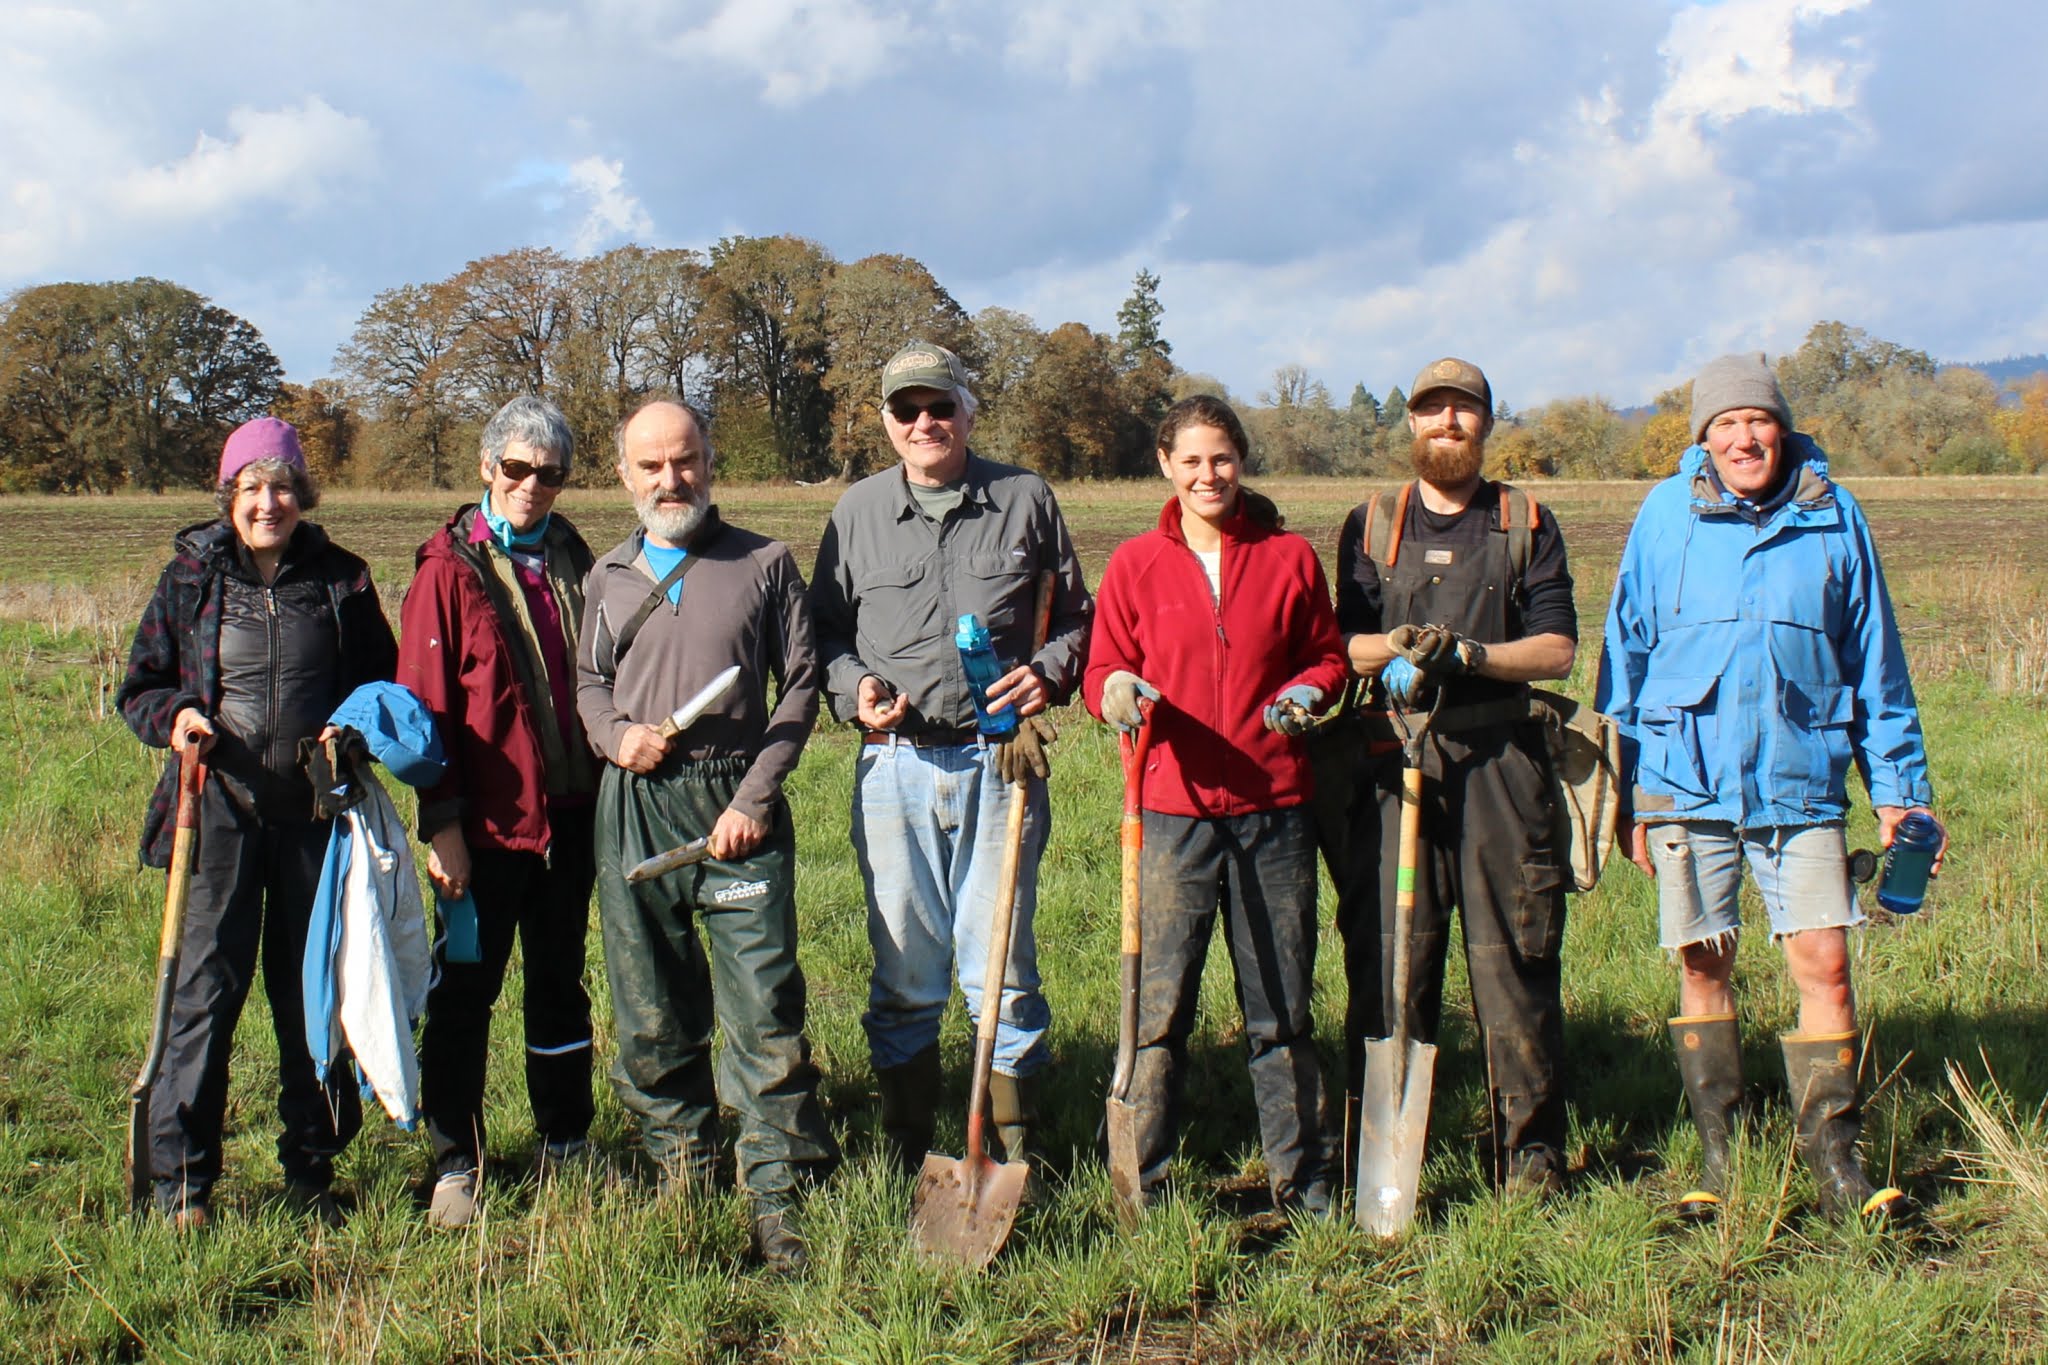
[1947,353,2048,387]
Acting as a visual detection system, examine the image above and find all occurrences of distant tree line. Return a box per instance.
[3,255,2044,492]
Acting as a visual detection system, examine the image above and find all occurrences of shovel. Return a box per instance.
[1105,703,1155,1225]
[910,570,1055,1269]
[1355,694,1441,1237]
[130,746,208,1213]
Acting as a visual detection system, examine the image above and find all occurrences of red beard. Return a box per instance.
[1411,429,1484,487]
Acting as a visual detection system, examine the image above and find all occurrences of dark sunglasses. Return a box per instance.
[886,396,958,424]
[498,458,568,487]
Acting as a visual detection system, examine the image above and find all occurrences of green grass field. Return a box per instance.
[2,476,2045,1362]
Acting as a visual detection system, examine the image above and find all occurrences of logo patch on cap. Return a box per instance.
[887,349,945,376]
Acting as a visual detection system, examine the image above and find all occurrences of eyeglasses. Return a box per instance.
[497,458,568,487]
[885,397,958,424]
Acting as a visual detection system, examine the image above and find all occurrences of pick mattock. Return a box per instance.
[1105,700,1156,1225]
[1355,691,1442,1237]
[130,745,208,1214]
[911,570,1054,1269]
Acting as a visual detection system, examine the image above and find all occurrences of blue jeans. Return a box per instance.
[853,738,1050,1076]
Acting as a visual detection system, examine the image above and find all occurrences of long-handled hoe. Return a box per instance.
[129,746,207,1214]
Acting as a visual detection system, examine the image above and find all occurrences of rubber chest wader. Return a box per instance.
[1347,490,1569,1184]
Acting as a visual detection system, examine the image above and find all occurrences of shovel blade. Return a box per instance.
[1105,1095,1144,1228]
[910,1151,1032,1269]
[1355,1036,1438,1237]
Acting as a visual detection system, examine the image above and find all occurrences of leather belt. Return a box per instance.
[862,728,981,747]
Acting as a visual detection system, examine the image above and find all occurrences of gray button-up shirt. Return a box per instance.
[811,453,1092,732]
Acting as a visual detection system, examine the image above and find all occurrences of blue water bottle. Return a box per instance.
[439,889,482,963]
[1875,812,1943,915]
[955,613,1018,738]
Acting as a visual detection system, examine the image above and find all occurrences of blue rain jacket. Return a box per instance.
[1594,436,1932,829]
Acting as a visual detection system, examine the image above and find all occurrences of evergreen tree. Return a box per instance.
[1115,267,1170,369]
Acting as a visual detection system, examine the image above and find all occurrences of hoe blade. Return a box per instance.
[1355,1035,1438,1237]
[910,1151,1031,1270]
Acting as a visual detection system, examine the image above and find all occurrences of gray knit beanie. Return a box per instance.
[1690,353,1793,441]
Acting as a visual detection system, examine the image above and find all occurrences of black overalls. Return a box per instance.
[1338,498,1570,1185]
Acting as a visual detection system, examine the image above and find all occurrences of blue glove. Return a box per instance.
[1380,657,1424,706]
[1263,684,1324,736]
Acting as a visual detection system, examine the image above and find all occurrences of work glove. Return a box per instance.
[1380,657,1425,707]
[1387,623,1485,677]
[996,715,1059,786]
[1262,685,1324,736]
[1100,670,1161,733]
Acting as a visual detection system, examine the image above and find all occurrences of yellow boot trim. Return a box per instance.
[1861,1187,1906,1219]
[1668,1013,1739,1026]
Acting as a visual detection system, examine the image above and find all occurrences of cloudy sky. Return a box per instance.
[4,0,2043,409]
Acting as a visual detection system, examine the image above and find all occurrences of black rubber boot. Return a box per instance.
[1670,1013,1744,1220]
[876,1046,942,1178]
[986,1070,1045,1204]
[1780,1031,1907,1222]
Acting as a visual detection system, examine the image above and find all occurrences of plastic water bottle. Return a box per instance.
[1875,812,1943,915]
[955,613,1018,738]
[439,889,482,963]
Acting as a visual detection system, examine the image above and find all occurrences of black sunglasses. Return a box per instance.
[886,397,958,424]
[498,458,568,487]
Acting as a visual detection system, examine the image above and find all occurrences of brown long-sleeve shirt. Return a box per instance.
[575,509,817,824]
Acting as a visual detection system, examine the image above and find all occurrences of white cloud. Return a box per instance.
[666,0,907,106]
[1658,0,1870,125]
[117,98,376,220]
[565,155,653,255]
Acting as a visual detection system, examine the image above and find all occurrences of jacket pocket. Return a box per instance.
[1634,673,1718,803]
[1776,677,1856,797]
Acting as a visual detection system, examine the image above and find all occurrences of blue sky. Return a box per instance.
[4,0,2043,409]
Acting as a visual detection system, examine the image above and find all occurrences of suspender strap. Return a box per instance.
[612,552,701,670]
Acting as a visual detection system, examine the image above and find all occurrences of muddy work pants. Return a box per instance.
[595,758,839,1204]
[1338,720,1568,1181]
[151,781,363,1210]
[1132,808,1330,1203]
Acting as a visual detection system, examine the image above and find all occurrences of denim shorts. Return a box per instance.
[1645,820,1862,950]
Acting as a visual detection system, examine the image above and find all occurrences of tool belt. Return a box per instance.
[1347,688,1622,892]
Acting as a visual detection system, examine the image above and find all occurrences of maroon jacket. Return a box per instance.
[398,506,595,855]
[1084,494,1347,818]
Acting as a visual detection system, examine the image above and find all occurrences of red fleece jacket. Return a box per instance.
[1084,496,1347,817]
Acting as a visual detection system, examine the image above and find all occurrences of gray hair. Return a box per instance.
[614,396,717,467]
[481,394,575,473]
[953,387,979,420]
[216,458,319,521]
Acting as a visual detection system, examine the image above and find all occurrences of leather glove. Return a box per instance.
[996,715,1058,786]
[1101,670,1161,733]
[1388,623,1485,676]
[1262,684,1324,736]
[1380,657,1424,707]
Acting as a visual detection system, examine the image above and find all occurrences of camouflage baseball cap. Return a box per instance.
[1409,357,1492,411]
[881,341,971,400]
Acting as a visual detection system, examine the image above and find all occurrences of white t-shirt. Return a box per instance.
[1196,549,1222,604]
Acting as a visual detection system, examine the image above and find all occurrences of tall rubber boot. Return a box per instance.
[1780,1031,1908,1221]
[986,1070,1045,1204]
[876,1047,942,1178]
[1669,1013,1744,1219]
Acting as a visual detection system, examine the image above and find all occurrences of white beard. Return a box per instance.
[637,488,707,544]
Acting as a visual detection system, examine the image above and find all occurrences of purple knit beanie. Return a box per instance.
[218,417,307,484]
